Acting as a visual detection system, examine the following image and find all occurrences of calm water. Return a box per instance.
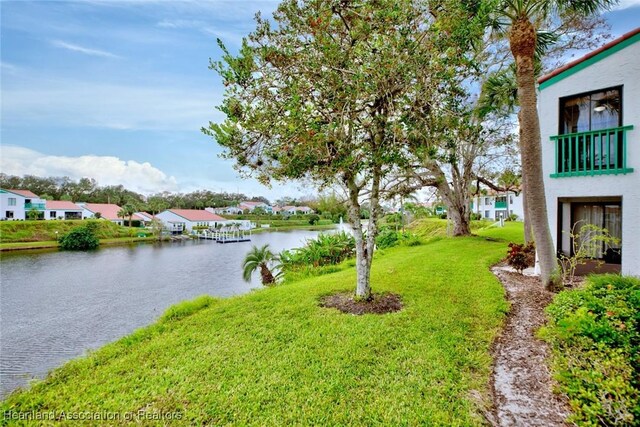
[0,229,330,398]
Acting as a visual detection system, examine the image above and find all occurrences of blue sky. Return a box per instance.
[1,0,640,198]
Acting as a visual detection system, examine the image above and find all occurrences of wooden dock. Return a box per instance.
[195,227,252,244]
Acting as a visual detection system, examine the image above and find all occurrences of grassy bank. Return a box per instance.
[0,220,146,244]
[1,224,523,425]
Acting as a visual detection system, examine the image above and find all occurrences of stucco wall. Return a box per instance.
[539,40,640,276]
[0,192,26,220]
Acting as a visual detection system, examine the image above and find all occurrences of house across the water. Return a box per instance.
[44,200,83,220]
[538,27,640,276]
[0,189,46,220]
[156,209,227,233]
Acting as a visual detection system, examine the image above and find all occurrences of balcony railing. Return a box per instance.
[24,202,46,210]
[495,201,507,209]
[550,125,634,177]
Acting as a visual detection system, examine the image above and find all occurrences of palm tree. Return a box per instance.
[496,0,614,288]
[242,244,278,286]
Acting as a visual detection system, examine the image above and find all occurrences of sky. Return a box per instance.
[1,0,640,199]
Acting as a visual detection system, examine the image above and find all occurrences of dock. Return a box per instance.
[194,226,252,243]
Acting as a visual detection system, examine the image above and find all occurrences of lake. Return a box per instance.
[0,229,331,398]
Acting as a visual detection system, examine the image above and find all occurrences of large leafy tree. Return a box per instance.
[206,0,459,299]
[492,0,615,288]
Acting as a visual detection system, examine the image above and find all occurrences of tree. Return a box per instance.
[59,225,100,250]
[119,203,137,228]
[27,208,41,220]
[206,0,460,299]
[242,244,278,286]
[495,0,615,288]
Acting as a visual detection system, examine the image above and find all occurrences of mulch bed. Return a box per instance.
[320,292,403,315]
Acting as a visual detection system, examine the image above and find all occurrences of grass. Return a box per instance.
[0,236,157,252]
[1,224,523,425]
[0,220,147,244]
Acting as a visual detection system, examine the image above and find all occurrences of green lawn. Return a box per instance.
[0,220,146,244]
[1,224,523,425]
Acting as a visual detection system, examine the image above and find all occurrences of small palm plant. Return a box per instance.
[242,244,279,286]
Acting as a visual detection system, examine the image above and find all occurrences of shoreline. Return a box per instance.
[0,224,338,252]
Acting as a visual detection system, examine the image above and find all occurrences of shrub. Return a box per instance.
[308,214,320,225]
[539,275,640,426]
[375,228,421,249]
[279,232,355,269]
[506,213,518,221]
[470,212,483,221]
[58,225,100,250]
[505,242,535,274]
[438,213,447,219]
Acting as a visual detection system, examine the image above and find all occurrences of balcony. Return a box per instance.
[550,125,634,177]
[24,202,46,210]
[495,201,507,209]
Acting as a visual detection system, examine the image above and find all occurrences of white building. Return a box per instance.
[156,209,227,232]
[538,27,640,276]
[0,189,46,220]
[44,200,83,220]
[78,203,144,225]
[471,190,524,221]
[206,206,243,215]
[238,201,272,213]
[273,205,315,215]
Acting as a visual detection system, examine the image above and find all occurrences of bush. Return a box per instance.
[308,214,320,225]
[505,242,535,274]
[506,213,518,221]
[471,213,483,221]
[279,232,355,269]
[438,213,448,219]
[375,228,421,249]
[539,275,640,426]
[59,225,100,250]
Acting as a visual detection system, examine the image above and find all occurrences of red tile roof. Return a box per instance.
[7,189,39,198]
[538,27,640,85]
[46,200,82,210]
[82,203,122,220]
[136,212,154,221]
[169,209,226,222]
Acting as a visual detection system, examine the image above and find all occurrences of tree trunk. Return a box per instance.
[448,204,471,236]
[260,263,275,286]
[510,18,559,289]
[345,176,372,300]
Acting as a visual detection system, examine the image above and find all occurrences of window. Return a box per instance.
[484,197,490,205]
[484,210,490,218]
[50,211,57,218]
[6,211,14,219]
[495,196,507,203]
[510,196,514,204]
[561,87,620,134]
[8,198,16,206]
[556,86,628,174]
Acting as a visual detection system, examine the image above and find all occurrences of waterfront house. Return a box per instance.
[0,189,46,220]
[238,201,273,213]
[471,190,524,221]
[274,205,314,215]
[207,206,243,215]
[44,200,83,220]
[156,209,227,232]
[78,203,144,225]
[135,212,155,224]
[538,28,640,276]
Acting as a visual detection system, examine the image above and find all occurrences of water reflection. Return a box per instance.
[0,229,330,398]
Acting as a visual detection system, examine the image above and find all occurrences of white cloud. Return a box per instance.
[611,0,640,10]
[0,146,179,194]
[51,40,120,58]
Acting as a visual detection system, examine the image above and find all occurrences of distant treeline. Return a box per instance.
[0,174,267,211]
